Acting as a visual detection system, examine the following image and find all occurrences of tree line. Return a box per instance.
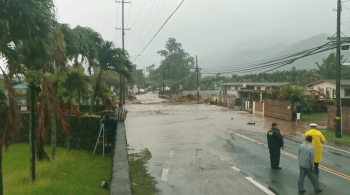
[0,1,135,193]
[200,53,350,90]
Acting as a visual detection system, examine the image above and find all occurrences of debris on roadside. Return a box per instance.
[167,94,201,105]
[247,122,255,125]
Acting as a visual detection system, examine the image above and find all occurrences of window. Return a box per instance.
[345,88,350,97]
[256,87,261,90]
[227,86,231,90]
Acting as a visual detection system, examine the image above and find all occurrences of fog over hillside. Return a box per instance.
[201,33,350,74]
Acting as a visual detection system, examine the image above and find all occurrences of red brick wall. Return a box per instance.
[264,99,292,121]
[327,106,350,134]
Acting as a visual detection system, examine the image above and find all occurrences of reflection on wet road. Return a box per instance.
[125,93,350,195]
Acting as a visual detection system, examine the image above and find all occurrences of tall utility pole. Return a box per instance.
[144,66,146,88]
[162,69,165,95]
[335,0,342,138]
[193,55,201,102]
[116,0,130,104]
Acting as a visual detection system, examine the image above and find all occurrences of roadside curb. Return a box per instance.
[110,122,132,195]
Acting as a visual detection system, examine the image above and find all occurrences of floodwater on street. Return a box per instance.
[125,93,350,195]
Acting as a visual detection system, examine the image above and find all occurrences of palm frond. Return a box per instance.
[96,73,113,110]
[0,70,22,149]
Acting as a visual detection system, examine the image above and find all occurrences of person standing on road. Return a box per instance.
[298,135,323,194]
[295,101,303,125]
[267,123,284,170]
[304,123,326,177]
[115,102,128,122]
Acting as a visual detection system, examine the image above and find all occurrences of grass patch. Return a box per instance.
[129,149,158,195]
[320,129,350,145]
[2,143,112,195]
[302,112,328,123]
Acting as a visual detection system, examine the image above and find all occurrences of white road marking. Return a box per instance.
[169,150,174,158]
[324,144,350,154]
[161,168,169,181]
[162,150,175,182]
[231,166,240,171]
[245,177,275,195]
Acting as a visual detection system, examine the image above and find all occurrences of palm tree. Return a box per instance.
[0,69,22,195]
[315,52,348,79]
[0,0,59,182]
[90,41,133,113]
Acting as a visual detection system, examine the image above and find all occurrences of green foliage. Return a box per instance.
[327,99,336,105]
[64,67,89,95]
[321,129,350,144]
[24,70,44,84]
[269,86,313,111]
[129,149,159,195]
[301,112,328,123]
[0,80,6,104]
[0,88,7,105]
[316,52,350,79]
[2,144,111,195]
[143,37,195,90]
[200,67,322,90]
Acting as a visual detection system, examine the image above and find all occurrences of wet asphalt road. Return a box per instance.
[125,93,350,195]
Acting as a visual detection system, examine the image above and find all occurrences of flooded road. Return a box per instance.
[125,93,350,195]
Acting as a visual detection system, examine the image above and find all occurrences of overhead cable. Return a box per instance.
[132,0,185,63]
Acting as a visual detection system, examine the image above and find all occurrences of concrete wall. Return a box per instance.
[264,99,292,121]
[110,122,131,195]
[327,106,350,134]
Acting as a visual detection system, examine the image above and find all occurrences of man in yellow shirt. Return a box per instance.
[304,123,326,177]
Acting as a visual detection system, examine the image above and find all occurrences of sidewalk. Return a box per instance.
[244,112,350,152]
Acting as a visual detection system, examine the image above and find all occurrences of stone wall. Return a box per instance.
[264,99,292,121]
[327,106,350,134]
[0,113,102,151]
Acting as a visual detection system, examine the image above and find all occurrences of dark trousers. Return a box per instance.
[269,147,281,168]
[298,167,321,191]
[314,163,319,173]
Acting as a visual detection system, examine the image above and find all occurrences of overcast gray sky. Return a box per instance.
[1,0,349,71]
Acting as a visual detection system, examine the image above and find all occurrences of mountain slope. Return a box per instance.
[201,33,350,74]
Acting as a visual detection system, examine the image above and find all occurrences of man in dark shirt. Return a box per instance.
[102,114,117,147]
[295,102,303,125]
[267,123,284,170]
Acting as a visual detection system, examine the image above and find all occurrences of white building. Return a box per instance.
[220,82,299,100]
[304,80,350,99]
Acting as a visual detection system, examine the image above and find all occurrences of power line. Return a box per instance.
[200,41,350,75]
[130,0,148,28]
[146,0,168,37]
[125,0,133,27]
[115,3,120,47]
[132,0,185,63]
[130,0,157,51]
[201,42,333,71]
